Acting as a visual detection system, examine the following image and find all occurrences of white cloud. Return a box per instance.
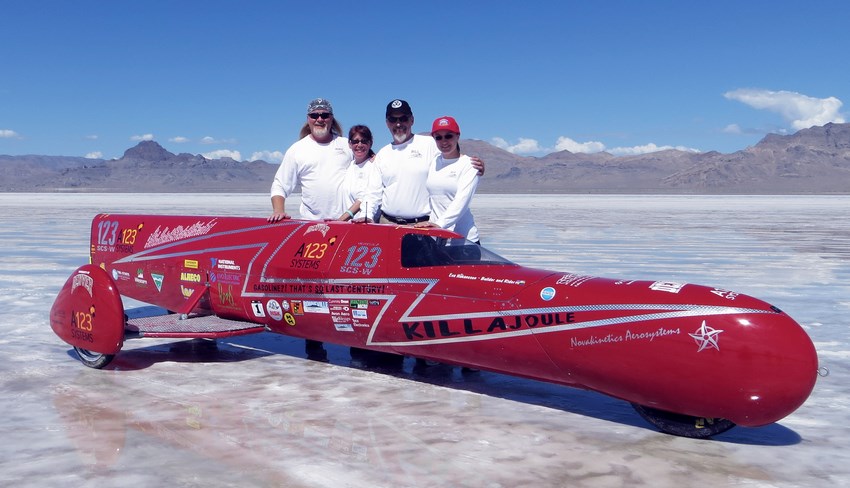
[1,129,21,138]
[494,135,699,156]
[170,136,189,143]
[203,149,242,161]
[722,124,742,134]
[130,133,154,141]
[608,143,700,156]
[85,151,103,159]
[250,150,284,162]
[85,134,99,140]
[554,136,606,154]
[491,137,543,154]
[724,89,846,130]
[201,136,237,145]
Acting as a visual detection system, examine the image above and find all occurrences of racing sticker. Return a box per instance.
[304,300,330,314]
[650,281,685,293]
[556,273,595,287]
[689,320,723,352]
[266,300,283,321]
[151,273,164,292]
[540,287,556,301]
[339,243,382,276]
[291,234,337,270]
[145,219,217,249]
[251,301,266,318]
[284,313,296,326]
[95,219,142,254]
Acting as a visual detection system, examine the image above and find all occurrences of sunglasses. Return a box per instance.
[349,138,371,145]
[387,115,410,123]
[433,133,456,141]
[309,112,332,120]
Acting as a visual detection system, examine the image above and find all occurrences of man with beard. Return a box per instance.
[366,99,483,224]
[269,98,352,222]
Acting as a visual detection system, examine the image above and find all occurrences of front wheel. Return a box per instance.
[631,403,736,438]
[74,347,115,369]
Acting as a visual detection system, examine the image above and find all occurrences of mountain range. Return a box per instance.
[2,122,849,193]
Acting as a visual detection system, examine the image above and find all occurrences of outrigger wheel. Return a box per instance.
[631,403,736,438]
[72,347,115,369]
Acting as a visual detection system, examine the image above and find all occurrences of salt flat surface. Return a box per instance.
[1,193,847,487]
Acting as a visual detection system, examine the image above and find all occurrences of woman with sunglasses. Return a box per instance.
[338,125,378,221]
[414,116,480,243]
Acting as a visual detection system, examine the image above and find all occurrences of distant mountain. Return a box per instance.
[2,124,849,193]
[0,140,278,192]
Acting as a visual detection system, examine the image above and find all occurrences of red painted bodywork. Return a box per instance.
[50,214,819,427]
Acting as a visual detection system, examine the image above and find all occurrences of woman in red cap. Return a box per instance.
[415,116,480,243]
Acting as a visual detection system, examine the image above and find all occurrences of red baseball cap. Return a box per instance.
[431,116,460,135]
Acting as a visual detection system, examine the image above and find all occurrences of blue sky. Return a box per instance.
[2,1,848,161]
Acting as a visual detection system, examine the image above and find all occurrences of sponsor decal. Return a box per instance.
[540,287,556,301]
[95,220,141,253]
[180,285,194,299]
[281,300,290,312]
[218,283,237,307]
[284,313,296,326]
[339,244,382,276]
[209,271,241,286]
[650,281,685,293]
[70,304,96,343]
[556,273,595,287]
[304,223,330,237]
[304,301,330,314]
[689,320,723,352]
[151,273,164,292]
[334,323,354,332]
[350,299,368,309]
[401,313,576,341]
[251,282,386,294]
[184,259,199,269]
[291,301,303,315]
[710,288,739,300]
[71,273,94,297]
[447,272,524,285]
[144,219,217,249]
[266,300,283,321]
[292,236,337,270]
[210,258,241,271]
[134,268,148,286]
[181,272,202,283]
[112,269,131,281]
[352,309,367,320]
[251,301,266,318]
[570,327,681,348]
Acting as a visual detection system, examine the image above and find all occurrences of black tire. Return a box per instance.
[631,403,736,438]
[73,347,115,369]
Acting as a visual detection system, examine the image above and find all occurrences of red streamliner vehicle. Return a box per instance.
[50,214,820,438]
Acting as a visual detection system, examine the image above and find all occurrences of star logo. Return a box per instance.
[689,320,723,352]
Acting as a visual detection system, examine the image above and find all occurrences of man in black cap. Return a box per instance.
[366,99,483,224]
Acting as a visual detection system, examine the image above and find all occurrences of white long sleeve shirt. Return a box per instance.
[367,134,438,221]
[340,157,379,219]
[426,154,480,242]
[270,135,352,220]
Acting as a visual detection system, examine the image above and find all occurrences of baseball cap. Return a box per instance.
[431,116,460,134]
[307,98,333,114]
[386,99,412,117]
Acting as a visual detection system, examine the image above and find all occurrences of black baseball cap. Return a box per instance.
[386,99,412,117]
